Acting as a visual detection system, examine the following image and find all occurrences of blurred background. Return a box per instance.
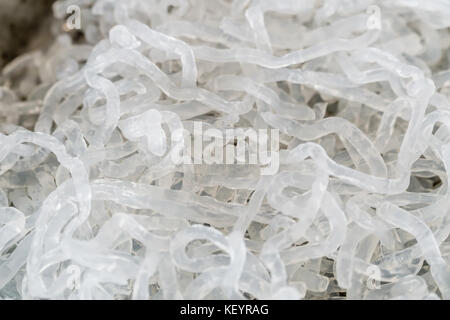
[0,0,54,68]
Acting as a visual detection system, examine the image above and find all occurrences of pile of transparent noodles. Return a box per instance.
[1,0,450,299]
